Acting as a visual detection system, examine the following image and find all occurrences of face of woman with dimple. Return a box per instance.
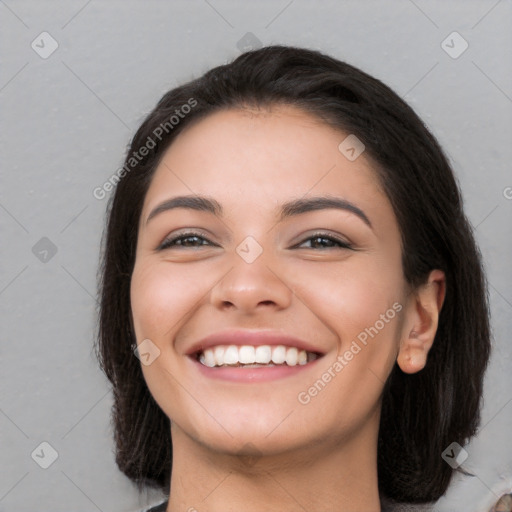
[130,105,441,460]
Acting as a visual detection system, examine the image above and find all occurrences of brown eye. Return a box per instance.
[158,232,215,250]
[296,233,353,250]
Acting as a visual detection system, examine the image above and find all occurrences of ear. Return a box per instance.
[397,269,446,374]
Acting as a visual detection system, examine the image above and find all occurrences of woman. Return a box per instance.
[95,45,491,511]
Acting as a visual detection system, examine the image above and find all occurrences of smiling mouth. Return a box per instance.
[195,344,321,368]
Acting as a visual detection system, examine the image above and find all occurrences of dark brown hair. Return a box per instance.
[94,45,491,504]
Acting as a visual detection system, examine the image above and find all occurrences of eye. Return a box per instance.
[157,231,353,251]
[157,231,216,250]
[294,232,354,250]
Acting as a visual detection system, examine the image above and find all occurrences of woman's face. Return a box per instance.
[130,105,412,458]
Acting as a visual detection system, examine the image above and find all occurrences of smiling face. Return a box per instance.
[130,105,415,459]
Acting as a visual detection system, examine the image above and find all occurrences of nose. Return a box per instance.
[209,251,293,314]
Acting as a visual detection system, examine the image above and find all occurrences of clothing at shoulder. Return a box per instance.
[141,499,168,512]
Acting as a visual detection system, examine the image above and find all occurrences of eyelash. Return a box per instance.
[157,231,353,251]
[158,231,214,250]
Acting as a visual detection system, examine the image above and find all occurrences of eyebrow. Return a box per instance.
[145,195,372,229]
[146,195,223,225]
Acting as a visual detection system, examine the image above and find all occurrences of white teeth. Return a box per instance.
[271,345,286,364]
[223,345,239,365]
[239,345,256,364]
[198,344,316,367]
[214,346,225,365]
[255,345,272,364]
[285,347,298,366]
[203,349,215,367]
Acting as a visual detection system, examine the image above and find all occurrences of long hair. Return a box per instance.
[94,45,491,503]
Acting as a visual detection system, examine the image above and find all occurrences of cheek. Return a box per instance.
[290,256,404,342]
[130,260,198,340]
[293,261,404,431]
[130,260,202,422]
[289,255,405,392]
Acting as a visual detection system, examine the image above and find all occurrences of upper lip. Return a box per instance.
[185,329,325,356]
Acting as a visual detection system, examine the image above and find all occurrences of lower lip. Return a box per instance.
[191,357,321,382]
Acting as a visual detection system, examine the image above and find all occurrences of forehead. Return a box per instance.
[142,105,390,224]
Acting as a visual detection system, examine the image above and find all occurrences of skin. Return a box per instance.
[130,105,446,512]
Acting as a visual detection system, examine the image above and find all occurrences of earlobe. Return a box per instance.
[397,269,446,374]
[397,344,426,374]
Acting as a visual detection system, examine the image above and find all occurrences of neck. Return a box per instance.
[166,419,381,512]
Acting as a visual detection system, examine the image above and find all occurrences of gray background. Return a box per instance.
[1,1,511,511]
